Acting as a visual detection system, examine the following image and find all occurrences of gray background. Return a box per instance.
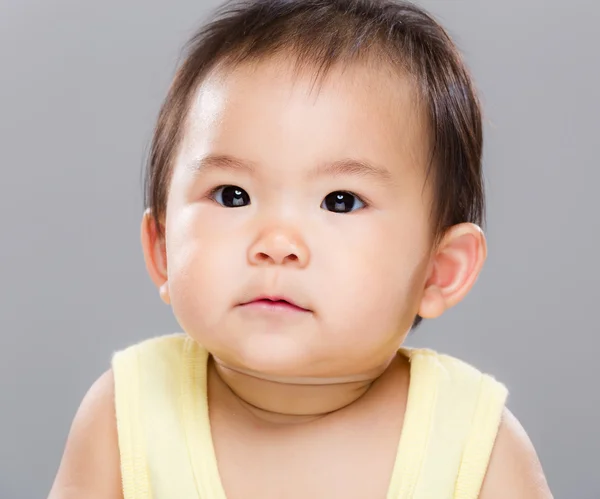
[0,0,598,497]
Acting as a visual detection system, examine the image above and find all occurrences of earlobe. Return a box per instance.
[140,209,170,305]
[418,223,487,319]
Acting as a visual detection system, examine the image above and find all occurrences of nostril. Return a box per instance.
[254,252,299,263]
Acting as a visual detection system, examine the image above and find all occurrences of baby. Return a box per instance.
[49,0,552,497]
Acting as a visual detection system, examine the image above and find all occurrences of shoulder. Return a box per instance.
[48,369,123,499]
[478,407,553,498]
[406,348,552,497]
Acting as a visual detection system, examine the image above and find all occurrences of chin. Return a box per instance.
[211,331,322,378]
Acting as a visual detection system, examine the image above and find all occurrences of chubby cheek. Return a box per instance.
[326,255,412,346]
[321,222,428,353]
[165,211,242,341]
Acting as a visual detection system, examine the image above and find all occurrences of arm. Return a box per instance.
[479,407,553,499]
[48,369,124,499]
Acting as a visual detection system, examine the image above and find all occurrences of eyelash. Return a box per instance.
[207,185,370,213]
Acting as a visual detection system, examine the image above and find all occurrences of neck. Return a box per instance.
[209,354,403,425]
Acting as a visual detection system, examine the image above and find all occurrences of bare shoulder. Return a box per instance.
[478,407,553,499]
[48,369,123,499]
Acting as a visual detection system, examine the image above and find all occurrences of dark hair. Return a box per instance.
[143,0,484,330]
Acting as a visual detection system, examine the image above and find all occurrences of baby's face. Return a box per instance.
[163,57,435,378]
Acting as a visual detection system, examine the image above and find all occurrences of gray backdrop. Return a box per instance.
[1,1,598,498]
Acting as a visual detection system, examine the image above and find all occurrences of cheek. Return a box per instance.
[166,210,243,334]
[320,216,429,337]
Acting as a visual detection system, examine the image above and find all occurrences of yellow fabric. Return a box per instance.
[112,334,508,499]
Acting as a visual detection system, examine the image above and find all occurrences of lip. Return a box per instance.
[240,295,311,312]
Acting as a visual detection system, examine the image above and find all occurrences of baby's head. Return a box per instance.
[141,0,485,379]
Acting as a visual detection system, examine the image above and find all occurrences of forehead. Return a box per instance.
[176,56,429,180]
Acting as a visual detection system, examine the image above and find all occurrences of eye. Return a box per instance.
[210,185,251,207]
[321,191,365,213]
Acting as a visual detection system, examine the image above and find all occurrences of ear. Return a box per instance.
[140,208,170,305]
[418,223,487,319]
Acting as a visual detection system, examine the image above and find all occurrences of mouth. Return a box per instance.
[239,296,311,313]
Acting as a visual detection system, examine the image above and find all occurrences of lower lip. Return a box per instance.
[240,300,310,313]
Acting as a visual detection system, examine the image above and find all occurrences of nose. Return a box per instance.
[248,226,310,267]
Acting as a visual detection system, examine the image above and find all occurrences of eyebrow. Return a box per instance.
[189,154,393,182]
[188,154,257,175]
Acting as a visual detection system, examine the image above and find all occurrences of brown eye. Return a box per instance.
[321,191,365,213]
[212,185,251,207]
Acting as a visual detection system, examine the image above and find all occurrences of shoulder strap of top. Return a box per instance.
[453,372,508,498]
[386,348,508,499]
[112,334,221,499]
[112,338,154,499]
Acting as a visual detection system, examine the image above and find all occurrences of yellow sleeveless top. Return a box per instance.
[112,334,508,499]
